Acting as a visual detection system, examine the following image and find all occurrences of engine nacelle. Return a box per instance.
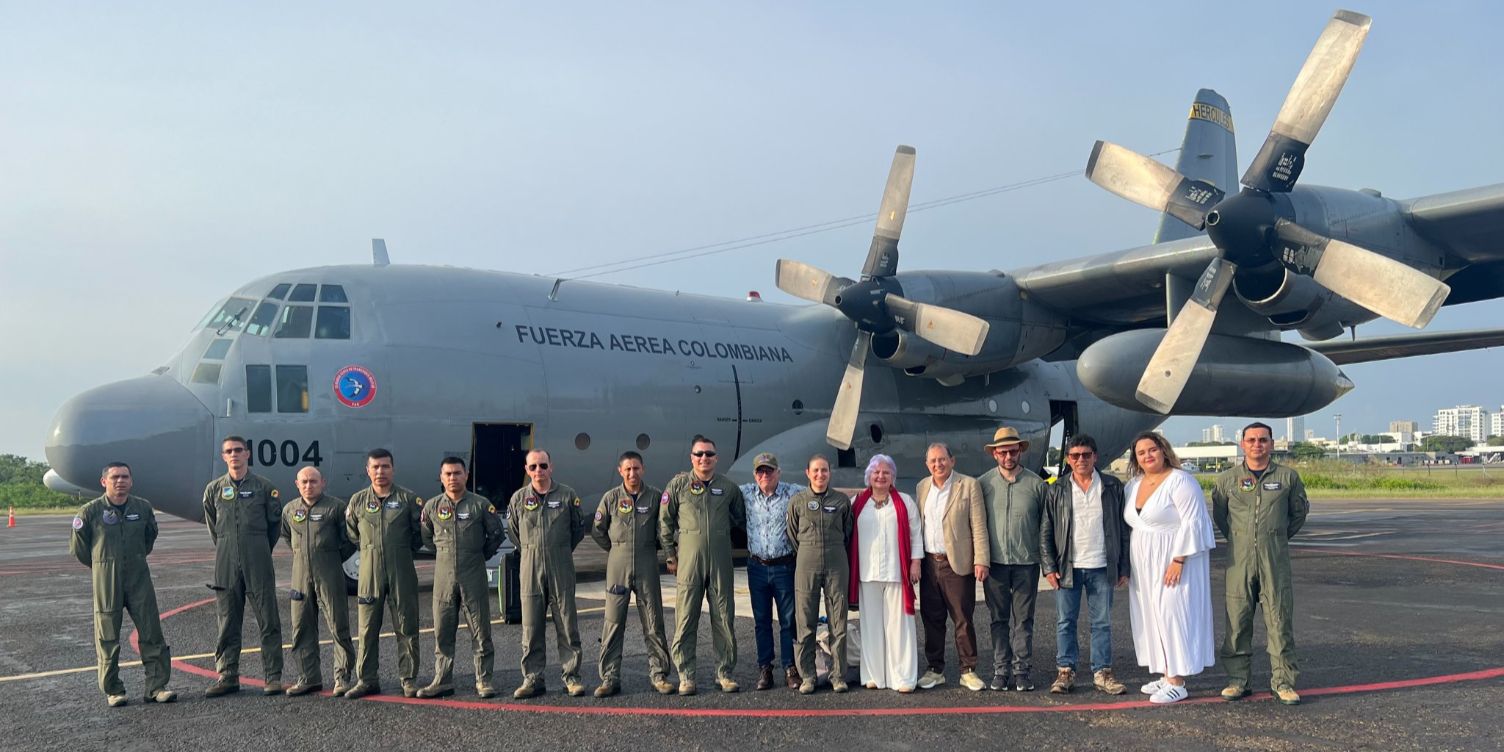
[1077,329,1353,417]
[872,271,1066,383]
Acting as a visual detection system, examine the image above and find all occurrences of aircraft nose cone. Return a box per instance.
[45,375,214,520]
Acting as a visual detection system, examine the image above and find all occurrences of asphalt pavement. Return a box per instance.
[2,497,1501,751]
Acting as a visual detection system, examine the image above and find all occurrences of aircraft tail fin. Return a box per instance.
[1154,89,1238,243]
[372,238,390,267]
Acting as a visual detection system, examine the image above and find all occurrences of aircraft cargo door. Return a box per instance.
[471,423,531,512]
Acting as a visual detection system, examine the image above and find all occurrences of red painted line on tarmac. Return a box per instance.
[128,552,1504,717]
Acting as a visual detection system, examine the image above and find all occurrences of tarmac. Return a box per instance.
[2,497,1501,751]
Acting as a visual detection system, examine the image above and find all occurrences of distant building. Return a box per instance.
[1389,420,1419,445]
[1493,409,1504,440]
[1434,405,1489,444]
[1201,424,1225,443]
[1287,416,1306,444]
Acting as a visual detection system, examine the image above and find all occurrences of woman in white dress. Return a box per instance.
[1123,431,1216,704]
[846,454,923,693]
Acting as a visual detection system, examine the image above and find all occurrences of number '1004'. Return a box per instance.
[245,439,323,467]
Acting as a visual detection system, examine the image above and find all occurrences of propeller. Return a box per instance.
[775,146,992,449]
[1084,9,1450,414]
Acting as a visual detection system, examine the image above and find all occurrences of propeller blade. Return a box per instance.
[826,331,871,450]
[1085,141,1224,229]
[1272,220,1449,328]
[860,145,916,280]
[775,259,851,306]
[1241,10,1371,192]
[883,295,991,356]
[1135,257,1237,413]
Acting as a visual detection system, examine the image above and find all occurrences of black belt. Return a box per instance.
[750,554,795,567]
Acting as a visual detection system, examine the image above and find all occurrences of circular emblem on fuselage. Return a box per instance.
[333,366,378,408]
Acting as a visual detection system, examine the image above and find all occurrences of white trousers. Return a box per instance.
[858,581,918,690]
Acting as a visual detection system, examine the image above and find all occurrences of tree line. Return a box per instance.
[0,455,80,509]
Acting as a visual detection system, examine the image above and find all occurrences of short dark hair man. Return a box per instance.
[1212,422,1309,705]
[344,448,426,699]
[418,457,504,698]
[1041,434,1130,695]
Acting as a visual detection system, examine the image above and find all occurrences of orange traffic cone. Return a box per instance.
[6,507,14,528]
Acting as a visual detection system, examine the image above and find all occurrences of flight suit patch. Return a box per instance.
[384,499,401,509]
[239,490,254,499]
[690,482,706,495]
[546,500,562,509]
[807,500,819,511]
[1262,481,1283,491]
[617,498,633,516]
[635,506,649,514]
[523,497,541,512]
[573,497,582,507]
[125,513,141,521]
[660,492,670,506]
[594,510,604,522]
[456,511,470,521]
[437,504,454,522]
[1240,477,1255,491]
[365,498,381,514]
[271,489,279,499]
[292,508,308,523]
[710,487,725,496]
[102,509,119,525]
[309,513,323,521]
[72,516,84,530]
[823,506,837,513]
[221,487,236,501]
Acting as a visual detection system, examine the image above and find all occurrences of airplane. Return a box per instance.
[43,9,1504,533]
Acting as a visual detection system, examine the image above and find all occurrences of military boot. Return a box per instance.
[204,676,241,698]
[331,673,354,697]
[416,681,454,699]
[343,681,380,699]
[262,678,284,695]
[400,679,418,698]
[146,689,178,704]
[476,681,498,699]
[284,680,323,696]
[106,694,129,708]
[651,676,676,695]
[513,679,546,699]
[1049,667,1074,694]
[593,681,619,698]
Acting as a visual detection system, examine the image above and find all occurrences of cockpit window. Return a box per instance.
[273,306,314,338]
[244,301,280,337]
[267,283,291,300]
[191,362,222,384]
[205,297,255,332]
[315,306,351,339]
[245,365,272,413]
[319,285,348,303]
[202,339,233,360]
[276,365,310,413]
[288,284,317,302]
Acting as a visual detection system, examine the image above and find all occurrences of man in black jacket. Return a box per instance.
[1041,434,1130,695]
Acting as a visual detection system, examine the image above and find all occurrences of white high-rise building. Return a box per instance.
[1201,424,1225,443]
[1434,405,1489,444]
[1287,416,1306,444]
[1492,409,1504,440]
[1389,420,1419,445]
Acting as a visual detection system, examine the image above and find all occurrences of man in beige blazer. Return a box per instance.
[915,443,990,691]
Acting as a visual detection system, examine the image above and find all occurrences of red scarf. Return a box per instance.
[848,487,916,615]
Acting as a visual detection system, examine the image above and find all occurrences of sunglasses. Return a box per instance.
[527,462,550,470]
[222,447,246,455]
[1067,452,1095,460]
[692,451,718,458]
[993,447,1021,456]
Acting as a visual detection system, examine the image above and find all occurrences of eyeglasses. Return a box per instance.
[993,448,1021,456]
[1067,452,1095,460]
[692,451,718,458]
[754,467,776,474]
[222,448,246,455]
[526,463,550,470]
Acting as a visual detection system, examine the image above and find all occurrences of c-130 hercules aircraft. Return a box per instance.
[44,9,1504,524]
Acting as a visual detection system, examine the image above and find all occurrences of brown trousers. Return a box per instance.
[920,555,977,673]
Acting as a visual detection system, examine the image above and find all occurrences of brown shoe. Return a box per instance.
[401,679,418,698]
[652,677,676,695]
[331,675,354,697]
[677,679,697,696]
[1049,667,1075,694]
[755,665,774,691]
[785,665,802,689]
[593,682,619,698]
[415,682,454,699]
[284,681,322,697]
[476,682,498,699]
[565,679,588,697]
[717,677,740,693]
[261,679,284,695]
[1274,685,1301,705]
[146,689,178,704]
[204,676,240,698]
[343,681,379,699]
[1093,668,1127,695]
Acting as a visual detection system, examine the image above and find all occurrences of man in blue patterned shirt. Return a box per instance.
[739,452,805,690]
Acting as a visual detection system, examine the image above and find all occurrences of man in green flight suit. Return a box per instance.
[202,435,284,697]
[1212,422,1309,706]
[784,454,853,695]
[418,456,505,699]
[659,434,746,695]
[70,462,176,707]
[279,466,357,697]
[344,448,426,699]
[590,451,674,698]
[507,448,589,699]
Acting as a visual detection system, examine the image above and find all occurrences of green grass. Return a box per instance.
[1191,460,1502,498]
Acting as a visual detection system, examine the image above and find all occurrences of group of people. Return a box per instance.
[69,424,1306,709]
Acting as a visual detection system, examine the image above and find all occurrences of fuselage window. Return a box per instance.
[267,283,292,300]
[246,365,273,413]
[244,301,281,337]
[203,338,233,360]
[206,297,256,332]
[196,299,227,329]
[276,365,310,413]
[315,306,351,339]
[274,306,314,338]
[319,285,348,303]
[191,362,222,385]
[288,284,317,302]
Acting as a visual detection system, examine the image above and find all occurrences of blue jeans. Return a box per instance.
[747,559,796,668]
[1055,567,1113,673]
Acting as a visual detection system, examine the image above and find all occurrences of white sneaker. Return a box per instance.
[958,671,986,691]
[917,670,946,689]
[1149,683,1188,704]
[1140,678,1167,695]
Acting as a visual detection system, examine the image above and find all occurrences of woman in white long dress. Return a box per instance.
[847,454,923,692]
[1123,431,1216,704]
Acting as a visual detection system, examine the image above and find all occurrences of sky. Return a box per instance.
[3,1,1502,459]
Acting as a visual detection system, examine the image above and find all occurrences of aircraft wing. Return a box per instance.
[1306,327,1504,366]
[1010,235,1218,326]
[1403,184,1504,306]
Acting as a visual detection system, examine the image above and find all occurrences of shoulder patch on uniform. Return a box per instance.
[271,489,280,499]
[221,486,236,500]
[660,491,671,506]
[573,497,581,507]
[594,510,604,522]
[72,516,84,530]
